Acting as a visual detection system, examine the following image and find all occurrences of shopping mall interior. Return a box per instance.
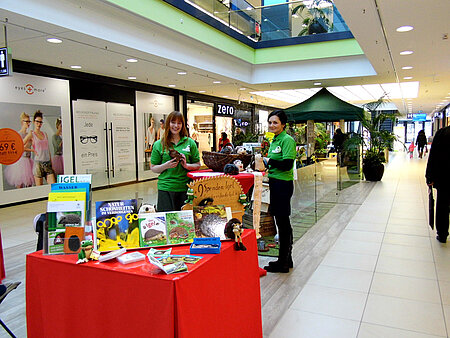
[0,0,449,337]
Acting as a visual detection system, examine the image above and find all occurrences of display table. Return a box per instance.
[26,229,262,338]
[188,169,259,194]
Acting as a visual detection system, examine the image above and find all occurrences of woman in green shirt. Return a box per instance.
[151,111,200,211]
[264,110,296,273]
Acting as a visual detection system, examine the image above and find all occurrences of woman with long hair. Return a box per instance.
[4,112,35,188]
[150,111,200,211]
[52,118,64,175]
[264,110,296,273]
[24,110,56,186]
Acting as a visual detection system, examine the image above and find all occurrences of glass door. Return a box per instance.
[187,101,214,164]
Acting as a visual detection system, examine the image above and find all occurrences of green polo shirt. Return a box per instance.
[151,137,200,192]
[268,130,296,181]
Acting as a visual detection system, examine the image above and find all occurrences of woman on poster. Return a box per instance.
[24,110,56,186]
[157,119,165,141]
[264,110,296,273]
[3,112,35,188]
[52,118,64,176]
[150,111,200,211]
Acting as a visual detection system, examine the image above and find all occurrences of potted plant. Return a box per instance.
[346,98,399,181]
[292,0,333,36]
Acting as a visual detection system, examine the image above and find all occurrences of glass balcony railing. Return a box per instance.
[183,0,350,43]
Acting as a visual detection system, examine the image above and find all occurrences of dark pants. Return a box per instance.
[436,188,450,239]
[269,178,294,265]
[157,190,187,212]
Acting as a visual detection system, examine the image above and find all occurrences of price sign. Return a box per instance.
[0,128,24,165]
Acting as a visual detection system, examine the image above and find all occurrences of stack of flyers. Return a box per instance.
[148,248,172,257]
[147,252,187,274]
[158,255,203,265]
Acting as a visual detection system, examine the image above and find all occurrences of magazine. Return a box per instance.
[193,205,228,240]
[95,199,140,252]
[139,212,167,247]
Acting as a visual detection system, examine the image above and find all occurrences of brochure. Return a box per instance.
[147,252,188,274]
[166,210,195,245]
[139,212,167,247]
[158,254,202,265]
[193,205,228,240]
[51,182,92,220]
[95,199,140,252]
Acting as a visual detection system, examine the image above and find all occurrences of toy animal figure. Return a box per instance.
[184,187,197,204]
[254,153,265,172]
[233,159,244,172]
[224,218,246,251]
[238,193,248,207]
[224,163,239,175]
[77,240,94,264]
[236,146,247,155]
[139,203,156,214]
[169,149,183,162]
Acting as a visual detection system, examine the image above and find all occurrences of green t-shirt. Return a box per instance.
[267,130,296,181]
[151,137,200,192]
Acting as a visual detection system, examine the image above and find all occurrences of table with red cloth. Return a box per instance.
[26,229,262,338]
[187,169,258,194]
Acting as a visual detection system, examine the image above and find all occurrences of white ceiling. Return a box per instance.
[0,0,449,115]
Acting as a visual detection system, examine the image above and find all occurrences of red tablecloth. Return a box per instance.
[26,230,262,338]
[188,170,259,194]
[0,230,5,281]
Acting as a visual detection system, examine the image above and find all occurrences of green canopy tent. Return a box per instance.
[284,88,364,122]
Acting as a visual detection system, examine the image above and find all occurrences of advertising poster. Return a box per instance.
[135,91,174,180]
[0,73,71,205]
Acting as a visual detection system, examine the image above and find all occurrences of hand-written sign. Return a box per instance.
[185,175,245,221]
[0,128,24,165]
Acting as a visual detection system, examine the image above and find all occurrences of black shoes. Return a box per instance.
[436,235,447,243]
[264,262,290,273]
[268,257,293,269]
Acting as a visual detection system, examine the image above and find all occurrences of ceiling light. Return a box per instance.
[402,66,413,70]
[126,58,138,63]
[177,72,187,75]
[314,82,322,86]
[70,65,82,69]
[199,90,206,93]
[403,76,413,80]
[396,25,414,32]
[400,50,414,55]
[128,76,136,80]
[223,96,229,98]
[47,38,62,44]
[213,81,221,84]
[168,84,176,87]
[240,87,246,90]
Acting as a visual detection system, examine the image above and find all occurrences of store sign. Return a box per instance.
[0,47,10,77]
[412,113,427,121]
[216,104,234,117]
[406,113,413,119]
[434,112,443,118]
[234,118,249,127]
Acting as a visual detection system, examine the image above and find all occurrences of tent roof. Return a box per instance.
[284,88,364,122]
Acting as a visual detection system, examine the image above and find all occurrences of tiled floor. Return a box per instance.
[1,153,449,337]
[269,154,450,338]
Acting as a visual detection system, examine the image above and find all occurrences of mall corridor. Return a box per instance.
[0,152,449,337]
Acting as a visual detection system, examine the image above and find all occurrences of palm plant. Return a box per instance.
[292,0,334,36]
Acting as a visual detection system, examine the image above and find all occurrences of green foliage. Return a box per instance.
[292,0,334,36]
[286,123,306,145]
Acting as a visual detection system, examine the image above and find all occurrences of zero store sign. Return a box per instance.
[216,104,234,117]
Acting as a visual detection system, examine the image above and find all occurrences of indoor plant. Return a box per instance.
[292,0,333,36]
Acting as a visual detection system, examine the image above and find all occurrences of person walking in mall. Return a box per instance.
[264,110,297,273]
[426,126,450,243]
[150,111,200,211]
[415,130,427,158]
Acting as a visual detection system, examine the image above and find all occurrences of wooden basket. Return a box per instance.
[202,151,253,172]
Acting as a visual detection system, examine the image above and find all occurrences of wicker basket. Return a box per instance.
[202,151,253,172]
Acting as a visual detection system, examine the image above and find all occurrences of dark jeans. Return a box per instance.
[269,178,294,264]
[436,188,450,239]
[157,190,187,212]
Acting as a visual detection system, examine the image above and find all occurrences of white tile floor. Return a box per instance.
[270,154,450,338]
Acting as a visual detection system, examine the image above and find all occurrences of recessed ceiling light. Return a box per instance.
[403,76,413,80]
[199,90,206,93]
[128,76,136,80]
[168,84,176,87]
[402,66,413,70]
[314,82,322,86]
[240,87,246,90]
[47,38,62,44]
[396,25,414,32]
[177,72,187,75]
[213,81,221,84]
[400,50,414,55]
[126,58,138,63]
[70,65,82,69]
[223,96,229,98]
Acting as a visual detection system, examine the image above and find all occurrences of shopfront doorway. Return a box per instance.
[187,101,214,164]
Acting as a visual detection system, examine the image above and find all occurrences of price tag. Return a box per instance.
[0,128,24,165]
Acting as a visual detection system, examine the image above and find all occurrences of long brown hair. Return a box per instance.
[162,111,188,151]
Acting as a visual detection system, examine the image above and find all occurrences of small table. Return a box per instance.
[26,230,263,338]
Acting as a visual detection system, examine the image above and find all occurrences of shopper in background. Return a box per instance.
[332,128,346,152]
[150,111,200,211]
[416,130,427,158]
[426,126,450,243]
[218,132,231,152]
[264,110,296,273]
[24,110,56,186]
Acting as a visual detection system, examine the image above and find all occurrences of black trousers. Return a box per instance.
[436,188,450,238]
[269,178,294,264]
[157,190,187,212]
